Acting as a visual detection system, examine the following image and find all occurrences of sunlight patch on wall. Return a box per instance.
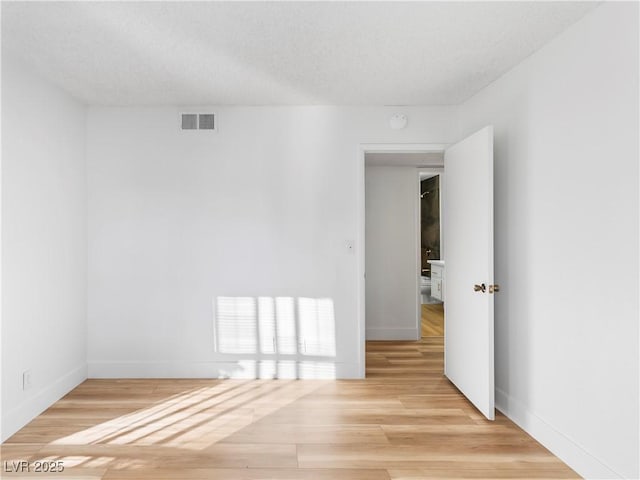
[257,297,276,354]
[298,361,336,379]
[212,296,337,379]
[215,360,336,380]
[298,297,336,357]
[214,296,257,354]
[275,297,297,355]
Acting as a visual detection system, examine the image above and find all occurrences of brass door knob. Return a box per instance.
[489,284,500,294]
[473,283,486,293]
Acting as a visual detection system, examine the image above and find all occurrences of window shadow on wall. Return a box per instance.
[213,296,336,379]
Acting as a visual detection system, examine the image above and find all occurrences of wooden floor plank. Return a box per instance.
[102,468,391,480]
[297,443,567,469]
[422,303,445,337]
[220,424,390,445]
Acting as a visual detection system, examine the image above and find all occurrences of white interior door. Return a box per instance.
[443,126,495,420]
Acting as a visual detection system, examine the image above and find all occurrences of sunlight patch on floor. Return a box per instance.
[50,379,327,451]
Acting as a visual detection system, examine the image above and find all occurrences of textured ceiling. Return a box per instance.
[1,1,598,106]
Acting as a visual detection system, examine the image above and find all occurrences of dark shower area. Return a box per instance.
[421,175,440,276]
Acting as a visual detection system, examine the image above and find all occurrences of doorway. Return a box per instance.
[359,145,446,378]
[359,127,495,420]
[419,171,444,339]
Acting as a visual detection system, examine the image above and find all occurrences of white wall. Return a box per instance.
[459,4,639,478]
[1,58,87,441]
[86,106,457,379]
[365,166,419,340]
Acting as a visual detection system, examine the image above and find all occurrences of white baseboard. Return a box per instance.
[365,327,419,341]
[495,388,622,479]
[1,363,87,442]
[88,360,361,379]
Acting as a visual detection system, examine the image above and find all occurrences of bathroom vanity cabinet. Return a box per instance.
[428,260,445,302]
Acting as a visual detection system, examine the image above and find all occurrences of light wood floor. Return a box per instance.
[421,303,444,337]
[2,339,579,479]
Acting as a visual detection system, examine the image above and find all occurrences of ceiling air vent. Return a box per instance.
[181,113,197,130]
[179,112,217,132]
[198,114,215,130]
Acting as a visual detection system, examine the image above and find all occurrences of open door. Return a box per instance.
[443,126,495,420]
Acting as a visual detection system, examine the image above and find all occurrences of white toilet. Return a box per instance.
[421,275,443,304]
[420,276,435,304]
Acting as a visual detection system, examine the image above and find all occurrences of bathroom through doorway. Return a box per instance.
[419,170,445,338]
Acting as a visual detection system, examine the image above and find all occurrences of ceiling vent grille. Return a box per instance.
[198,114,215,130]
[181,113,197,130]
[180,112,217,132]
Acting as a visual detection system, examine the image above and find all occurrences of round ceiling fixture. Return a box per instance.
[389,114,408,130]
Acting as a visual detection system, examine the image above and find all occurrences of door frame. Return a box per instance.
[357,143,448,378]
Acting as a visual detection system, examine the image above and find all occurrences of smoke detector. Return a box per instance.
[389,114,408,130]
